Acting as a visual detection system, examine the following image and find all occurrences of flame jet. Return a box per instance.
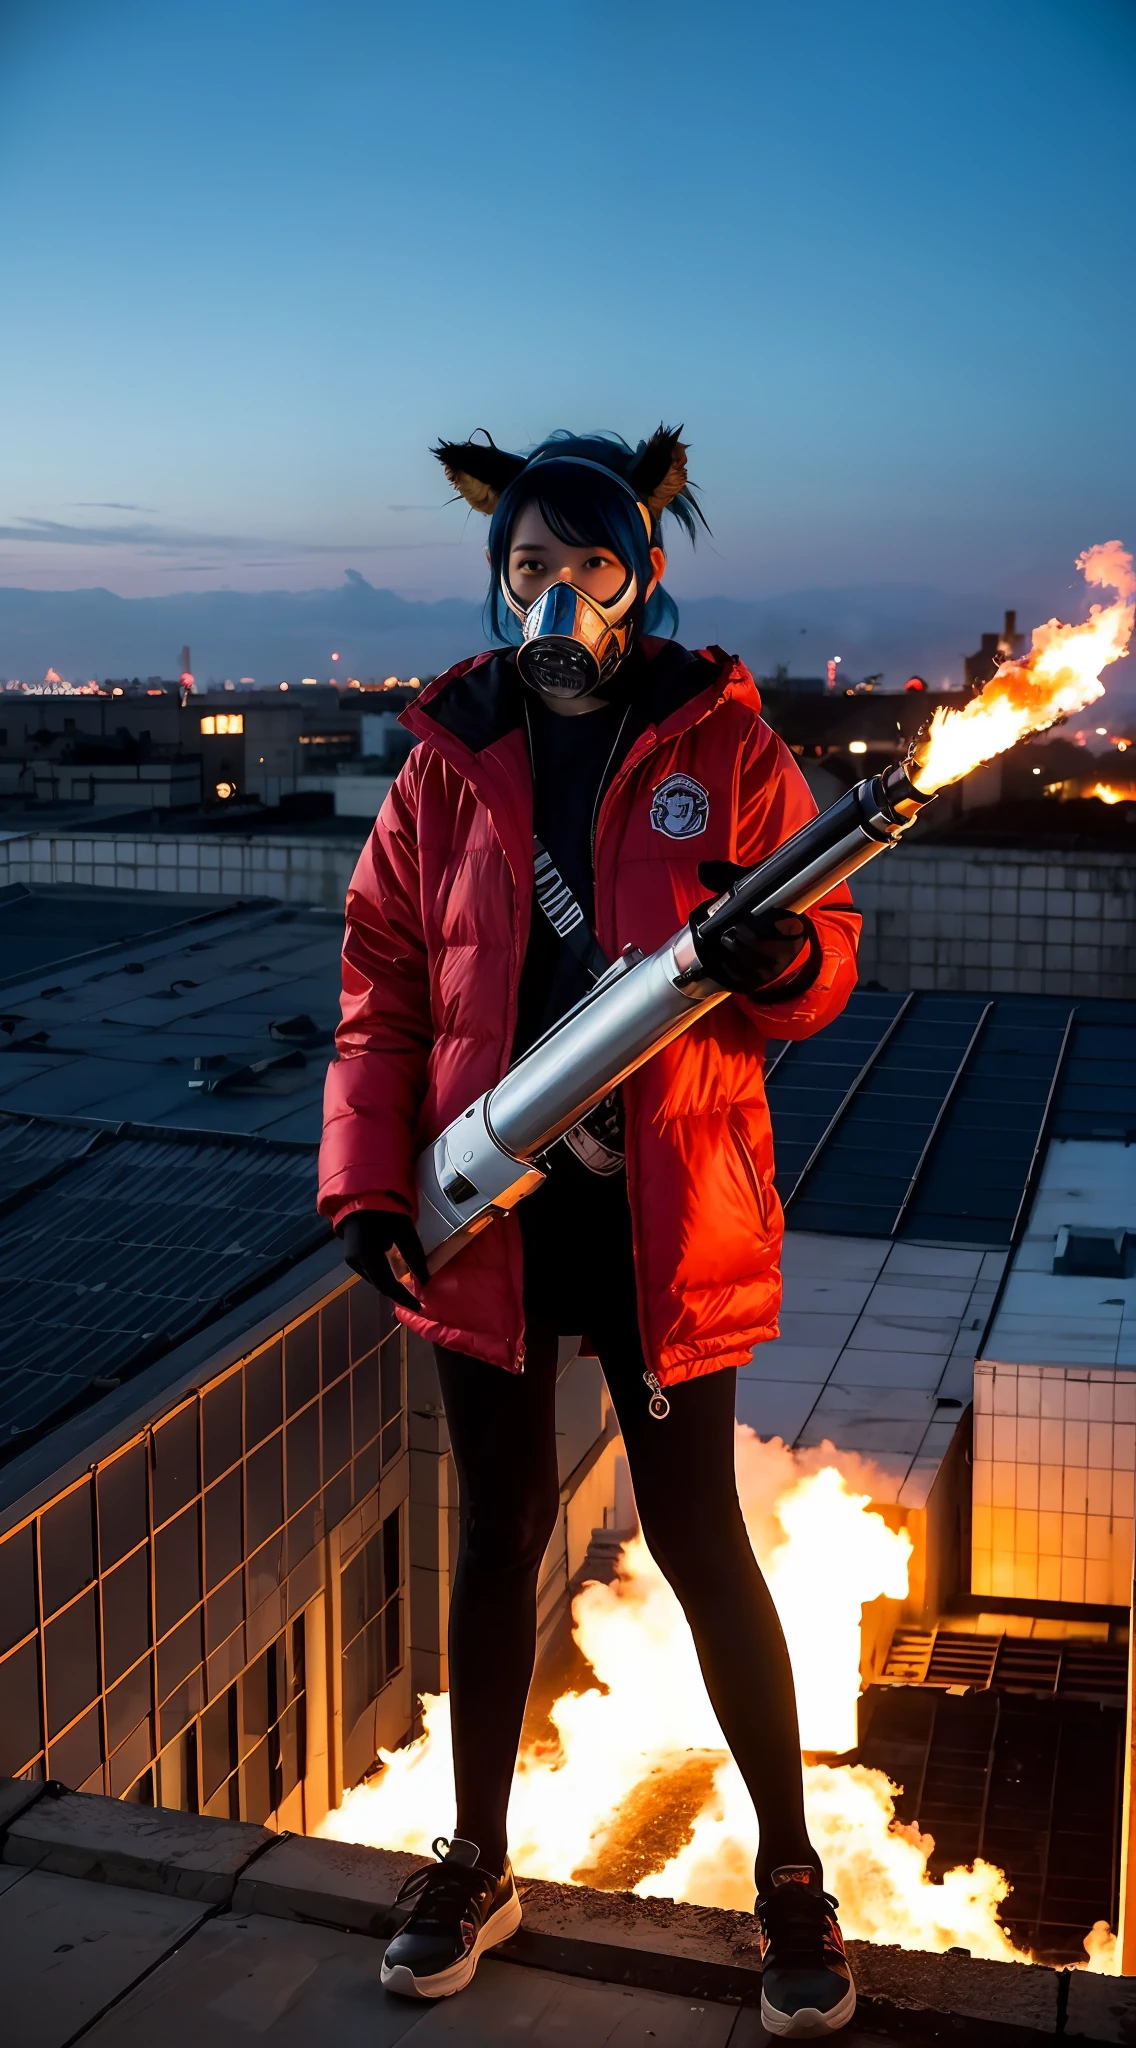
[408,545,1133,1276]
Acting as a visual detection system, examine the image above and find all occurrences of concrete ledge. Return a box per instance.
[0,1778,45,1835]
[2,1786,273,1904]
[0,1783,1110,2038]
[1066,1971,1136,2043]
[229,1829,1063,2035]
[231,1832,419,1934]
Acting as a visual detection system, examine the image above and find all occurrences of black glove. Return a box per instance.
[338,1210,429,1313]
[692,860,819,997]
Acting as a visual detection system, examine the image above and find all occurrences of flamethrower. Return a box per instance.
[403,540,1133,1275]
[412,761,933,1272]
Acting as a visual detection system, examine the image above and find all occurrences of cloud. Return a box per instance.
[0,515,463,556]
[74,500,158,513]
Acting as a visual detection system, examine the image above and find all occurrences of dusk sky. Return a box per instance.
[1,0,1133,615]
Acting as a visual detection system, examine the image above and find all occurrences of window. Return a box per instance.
[44,1589,99,1738]
[200,713,244,735]
[152,1406,199,1528]
[245,1342,282,1450]
[341,1509,402,1740]
[40,1484,94,1618]
[202,1373,242,1485]
[0,1524,36,1656]
[97,1446,148,1571]
[284,1315,319,1415]
[154,1504,201,1637]
[199,1620,305,1823]
[0,1640,42,1777]
[101,1547,150,1685]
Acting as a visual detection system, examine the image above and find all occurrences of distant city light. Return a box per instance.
[301,677,318,686]
[331,651,339,661]
[279,682,289,691]
[200,714,244,736]
[214,780,236,799]
[826,656,841,687]
[848,741,867,755]
[1096,726,1108,736]
[1033,766,1041,774]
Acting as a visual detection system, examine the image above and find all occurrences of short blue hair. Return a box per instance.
[485,431,700,646]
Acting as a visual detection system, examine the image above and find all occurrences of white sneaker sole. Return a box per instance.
[380,1889,523,2000]
[761,1979,857,2038]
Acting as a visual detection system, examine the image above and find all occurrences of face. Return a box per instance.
[499,504,666,611]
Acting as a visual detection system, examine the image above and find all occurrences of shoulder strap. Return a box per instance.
[533,837,610,982]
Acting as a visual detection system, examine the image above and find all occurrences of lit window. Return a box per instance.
[848,741,867,755]
[200,714,244,736]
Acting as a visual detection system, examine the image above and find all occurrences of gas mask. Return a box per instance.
[504,572,640,704]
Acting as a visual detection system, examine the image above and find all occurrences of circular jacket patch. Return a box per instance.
[650,771,710,839]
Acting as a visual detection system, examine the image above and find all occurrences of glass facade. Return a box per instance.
[0,1276,407,1824]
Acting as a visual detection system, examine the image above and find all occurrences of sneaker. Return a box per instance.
[380,1836,522,1999]
[756,1864,856,2038]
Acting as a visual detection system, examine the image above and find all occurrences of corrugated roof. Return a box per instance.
[0,1113,327,1452]
[768,992,1136,1245]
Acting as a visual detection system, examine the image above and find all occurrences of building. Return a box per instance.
[964,610,1026,692]
[0,887,625,1826]
[0,684,366,811]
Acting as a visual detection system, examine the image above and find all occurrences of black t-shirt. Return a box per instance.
[512,694,633,1059]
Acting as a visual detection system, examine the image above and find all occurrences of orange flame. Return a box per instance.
[911,543,1134,794]
[320,1430,1043,1964]
[1085,781,1136,805]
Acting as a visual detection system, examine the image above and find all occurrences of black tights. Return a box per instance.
[434,1263,818,1891]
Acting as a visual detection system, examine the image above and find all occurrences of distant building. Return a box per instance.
[964,609,1026,692]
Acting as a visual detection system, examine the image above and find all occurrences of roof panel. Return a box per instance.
[0,1112,328,1456]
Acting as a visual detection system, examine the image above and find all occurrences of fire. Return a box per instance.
[911,542,1134,794]
[321,1429,1037,1964]
[1085,781,1136,805]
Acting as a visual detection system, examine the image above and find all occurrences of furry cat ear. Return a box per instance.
[626,425,690,519]
[432,435,529,515]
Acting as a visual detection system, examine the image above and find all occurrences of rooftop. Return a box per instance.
[0,1116,327,1454]
[0,1776,1118,2046]
[0,887,339,1139]
[984,1138,1136,1371]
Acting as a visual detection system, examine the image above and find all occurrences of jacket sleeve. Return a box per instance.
[730,720,861,1042]
[317,751,432,1226]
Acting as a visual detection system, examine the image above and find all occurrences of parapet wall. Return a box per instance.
[852,844,1136,998]
[0,827,360,912]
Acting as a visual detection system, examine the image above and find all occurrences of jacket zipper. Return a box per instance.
[643,1371,671,1420]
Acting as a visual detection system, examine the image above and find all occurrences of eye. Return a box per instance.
[514,556,545,574]
[584,553,617,571]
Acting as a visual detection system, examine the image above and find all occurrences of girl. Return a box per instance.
[318,429,861,2037]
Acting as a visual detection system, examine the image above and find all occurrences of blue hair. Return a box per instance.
[485,431,698,646]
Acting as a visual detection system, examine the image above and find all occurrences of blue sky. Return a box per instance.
[1,0,1133,611]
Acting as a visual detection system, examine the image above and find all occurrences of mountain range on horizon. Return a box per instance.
[0,568,1069,693]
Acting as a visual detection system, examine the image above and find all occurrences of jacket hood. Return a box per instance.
[401,640,761,762]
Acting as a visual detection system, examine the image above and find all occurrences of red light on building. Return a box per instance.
[904,675,927,692]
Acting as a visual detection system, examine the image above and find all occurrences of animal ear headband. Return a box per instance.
[431,426,694,524]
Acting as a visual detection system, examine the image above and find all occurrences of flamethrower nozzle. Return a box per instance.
[688,761,935,971]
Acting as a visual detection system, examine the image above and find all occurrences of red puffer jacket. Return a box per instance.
[318,640,860,1383]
